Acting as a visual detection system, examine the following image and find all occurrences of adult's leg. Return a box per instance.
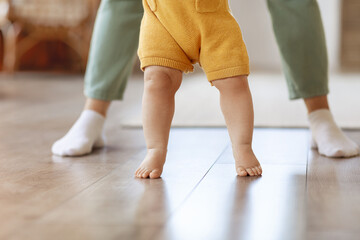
[52,0,143,156]
[267,0,359,157]
[135,66,182,179]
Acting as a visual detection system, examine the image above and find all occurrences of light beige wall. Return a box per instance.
[229,0,341,72]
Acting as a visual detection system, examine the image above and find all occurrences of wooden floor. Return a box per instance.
[0,74,360,240]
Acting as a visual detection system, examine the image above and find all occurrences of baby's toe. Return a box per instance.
[135,168,141,177]
[246,168,255,176]
[250,167,258,176]
[136,168,146,178]
[149,169,162,179]
[140,169,149,178]
[237,167,248,177]
[255,166,262,175]
[142,170,151,178]
[135,168,142,176]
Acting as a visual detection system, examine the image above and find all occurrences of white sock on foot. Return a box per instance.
[52,110,105,156]
[308,109,360,157]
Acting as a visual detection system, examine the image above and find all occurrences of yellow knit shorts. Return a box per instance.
[138,0,250,82]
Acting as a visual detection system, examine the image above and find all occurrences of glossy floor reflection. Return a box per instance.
[158,156,307,240]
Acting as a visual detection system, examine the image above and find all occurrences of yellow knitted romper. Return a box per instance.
[138,0,250,83]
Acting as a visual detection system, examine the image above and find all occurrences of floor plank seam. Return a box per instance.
[150,142,231,240]
[304,141,311,234]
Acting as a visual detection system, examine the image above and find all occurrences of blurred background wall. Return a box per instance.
[230,0,342,72]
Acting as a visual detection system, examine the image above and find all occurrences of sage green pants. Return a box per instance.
[84,0,329,100]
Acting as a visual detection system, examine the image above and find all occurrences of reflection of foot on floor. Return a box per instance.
[52,110,105,156]
[309,109,360,158]
[135,149,167,179]
[233,145,262,177]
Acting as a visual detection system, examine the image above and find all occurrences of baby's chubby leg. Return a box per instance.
[135,66,182,179]
[212,76,262,177]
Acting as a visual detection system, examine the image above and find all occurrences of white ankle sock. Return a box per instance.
[308,109,359,157]
[52,110,105,156]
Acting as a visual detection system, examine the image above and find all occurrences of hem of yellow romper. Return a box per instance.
[140,57,194,73]
[207,65,250,85]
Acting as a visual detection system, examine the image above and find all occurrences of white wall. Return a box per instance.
[229,0,341,72]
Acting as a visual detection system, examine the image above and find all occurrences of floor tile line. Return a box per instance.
[150,142,231,240]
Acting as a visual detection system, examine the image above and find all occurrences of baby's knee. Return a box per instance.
[213,75,249,94]
[144,66,182,93]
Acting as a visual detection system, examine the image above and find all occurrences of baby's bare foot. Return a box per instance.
[233,145,262,177]
[135,149,167,179]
